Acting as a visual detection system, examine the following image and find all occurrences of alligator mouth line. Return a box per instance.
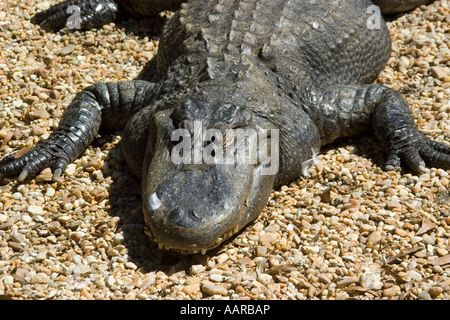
[144,224,240,254]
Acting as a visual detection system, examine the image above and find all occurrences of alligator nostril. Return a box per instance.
[168,208,182,220]
[166,208,204,228]
[189,209,199,220]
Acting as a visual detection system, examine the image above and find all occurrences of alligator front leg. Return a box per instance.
[31,0,121,31]
[304,84,450,172]
[0,80,156,181]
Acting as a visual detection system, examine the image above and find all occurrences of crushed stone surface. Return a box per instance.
[0,0,449,300]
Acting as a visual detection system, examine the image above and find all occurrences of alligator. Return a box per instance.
[1,0,449,254]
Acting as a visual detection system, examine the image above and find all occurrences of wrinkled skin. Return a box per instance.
[1,0,449,254]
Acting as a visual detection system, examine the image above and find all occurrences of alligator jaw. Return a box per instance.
[144,224,241,254]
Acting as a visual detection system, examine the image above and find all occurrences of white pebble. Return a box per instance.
[407,270,423,281]
[36,252,47,262]
[190,265,206,275]
[45,187,56,197]
[63,203,74,211]
[304,245,320,254]
[21,215,32,223]
[12,192,22,200]
[106,276,116,288]
[2,275,14,286]
[65,163,77,176]
[210,274,224,282]
[258,273,273,286]
[27,205,43,215]
[359,270,382,289]
[0,214,7,223]
[125,262,138,270]
[112,233,124,246]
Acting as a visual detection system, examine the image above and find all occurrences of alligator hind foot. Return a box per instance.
[31,0,119,31]
[371,87,450,173]
[382,128,450,173]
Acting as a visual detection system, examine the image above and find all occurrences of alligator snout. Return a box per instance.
[143,165,250,253]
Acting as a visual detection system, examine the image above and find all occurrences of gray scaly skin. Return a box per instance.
[2,0,449,254]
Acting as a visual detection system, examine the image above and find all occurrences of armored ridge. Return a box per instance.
[1,0,448,253]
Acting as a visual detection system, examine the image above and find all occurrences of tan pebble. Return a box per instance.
[84,37,96,46]
[395,228,407,237]
[386,200,401,210]
[216,253,229,264]
[8,241,22,251]
[201,283,228,296]
[9,231,26,243]
[411,236,422,245]
[252,222,264,232]
[403,222,415,231]
[57,215,71,223]
[30,125,44,136]
[336,276,358,288]
[235,285,246,294]
[335,292,350,300]
[59,44,76,56]
[80,288,94,300]
[360,224,374,232]
[445,216,450,225]
[430,66,448,80]
[69,232,84,242]
[440,177,449,187]
[436,248,449,256]
[256,246,267,257]
[382,285,400,298]
[259,232,278,245]
[29,106,50,120]
[182,283,201,296]
[35,168,53,182]
[367,230,382,245]
[428,286,443,298]
[318,274,331,284]
[49,90,61,100]
[47,221,62,233]
[412,183,421,194]
[238,257,256,267]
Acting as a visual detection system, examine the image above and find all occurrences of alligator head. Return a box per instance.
[141,98,280,253]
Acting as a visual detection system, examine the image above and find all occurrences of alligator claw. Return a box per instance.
[0,133,73,182]
[31,0,119,32]
[384,131,450,173]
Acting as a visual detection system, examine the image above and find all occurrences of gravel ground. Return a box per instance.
[0,0,449,300]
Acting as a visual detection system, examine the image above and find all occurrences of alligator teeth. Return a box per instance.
[144,227,154,239]
[144,225,242,254]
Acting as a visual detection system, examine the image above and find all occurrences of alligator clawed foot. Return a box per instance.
[31,0,119,32]
[0,143,69,182]
[384,131,450,173]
